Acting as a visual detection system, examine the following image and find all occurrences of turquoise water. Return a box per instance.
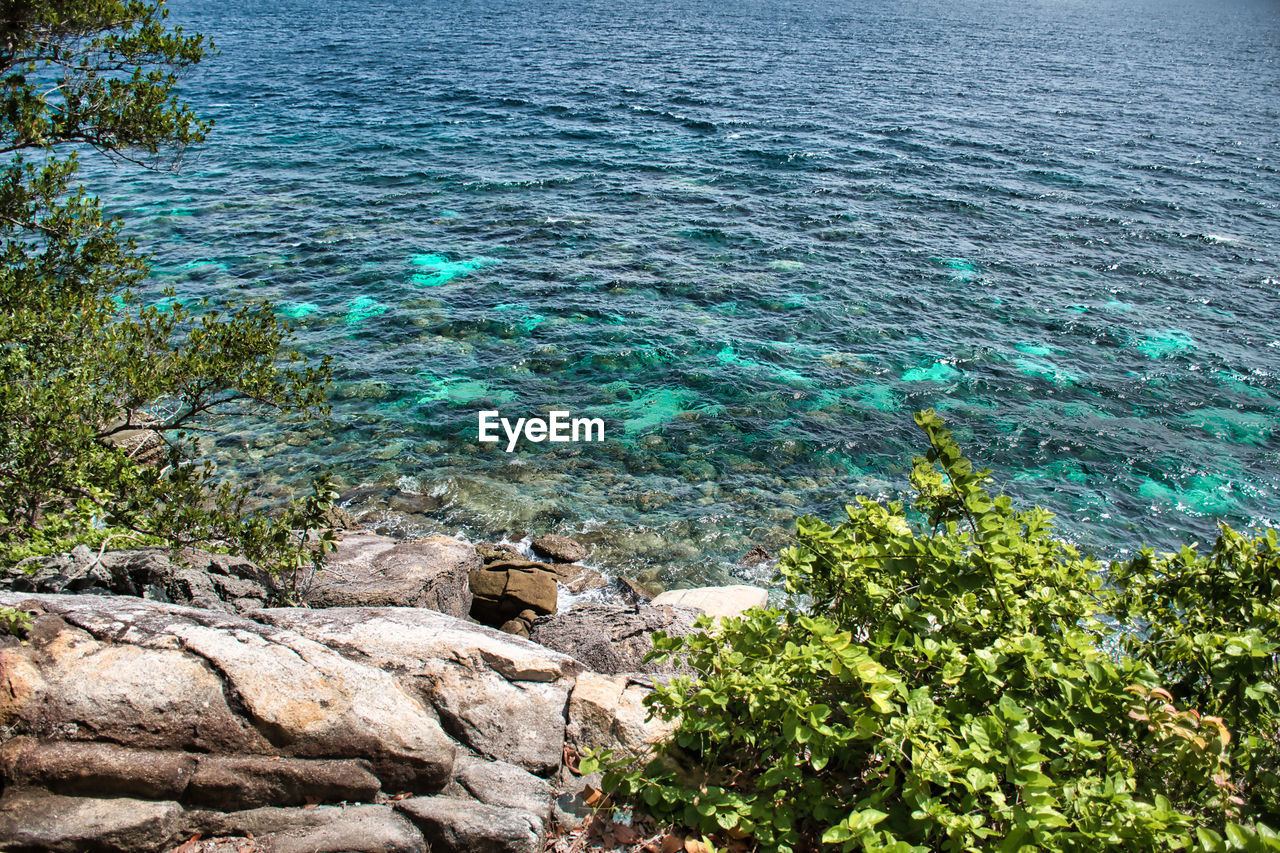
[88,0,1280,586]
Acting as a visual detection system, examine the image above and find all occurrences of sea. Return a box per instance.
[85,0,1280,589]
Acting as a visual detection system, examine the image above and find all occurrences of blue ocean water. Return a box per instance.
[91,0,1280,586]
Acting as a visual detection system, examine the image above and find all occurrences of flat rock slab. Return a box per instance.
[185,755,382,811]
[650,584,769,618]
[450,755,553,822]
[0,789,182,852]
[0,593,456,793]
[398,796,545,853]
[306,533,477,618]
[1,738,197,801]
[0,737,380,810]
[184,804,427,853]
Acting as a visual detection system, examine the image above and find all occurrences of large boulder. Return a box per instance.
[0,593,457,793]
[529,603,700,675]
[255,607,578,776]
[305,533,477,618]
[1,546,272,613]
[0,614,273,755]
[650,584,769,618]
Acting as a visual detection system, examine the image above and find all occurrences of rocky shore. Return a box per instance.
[0,532,769,852]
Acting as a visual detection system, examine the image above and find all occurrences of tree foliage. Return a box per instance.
[599,411,1280,852]
[0,0,335,593]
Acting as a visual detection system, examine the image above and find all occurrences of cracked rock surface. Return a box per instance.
[0,586,672,852]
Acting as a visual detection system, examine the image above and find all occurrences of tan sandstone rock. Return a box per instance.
[565,672,676,759]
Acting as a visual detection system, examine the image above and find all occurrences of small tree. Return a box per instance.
[0,0,335,594]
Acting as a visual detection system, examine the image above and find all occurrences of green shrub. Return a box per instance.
[602,410,1278,852]
[1111,526,1280,824]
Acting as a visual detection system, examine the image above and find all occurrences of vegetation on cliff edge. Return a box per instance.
[0,0,335,597]
[593,411,1279,852]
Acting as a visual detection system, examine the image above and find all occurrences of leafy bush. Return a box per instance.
[602,410,1279,851]
[1111,527,1280,825]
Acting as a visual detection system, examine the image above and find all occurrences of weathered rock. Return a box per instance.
[0,608,272,754]
[0,737,196,800]
[305,532,477,618]
[185,804,426,853]
[320,505,358,531]
[551,771,603,832]
[451,755,553,822]
[0,737,383,812]
[551,564,607,594]
[469,562,557,626]
[609,576,654,605]
[0,593,457,792]
[566,673,676,759]
[650,584,769,619]
[1,547,271,613]
[254,607,578,777]
[0,789,182,852]
[475,542,523,564]
[101,418,168,467]
[185,756,382,811]
[529,603,700,675]
[398,796,545,853]
[530,534,587,564]
[498,610,535,638]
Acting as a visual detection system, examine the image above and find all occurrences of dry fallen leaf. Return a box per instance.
[613,825,639,845]
[685,839,710,853]
[166,835,202,853]
[661,834,685,853]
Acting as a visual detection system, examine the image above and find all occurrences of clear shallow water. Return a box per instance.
[89,0,1280,587]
